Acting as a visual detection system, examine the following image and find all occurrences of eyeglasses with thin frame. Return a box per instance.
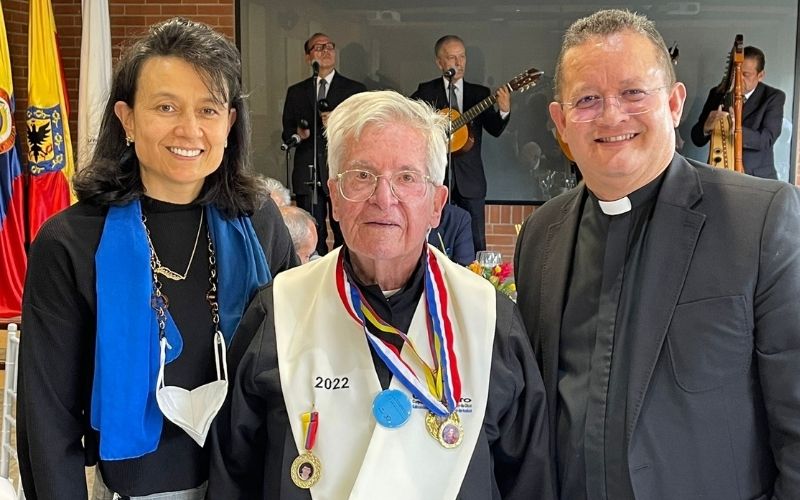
[310,42,336,53]
[562,86,670,123]
[336,169,432,202]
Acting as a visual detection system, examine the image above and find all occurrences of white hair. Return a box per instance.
[325,90,448,184]
[279,205,316,249]
[255,175,291,207]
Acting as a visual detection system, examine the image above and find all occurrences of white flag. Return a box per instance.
[77,0,111,170]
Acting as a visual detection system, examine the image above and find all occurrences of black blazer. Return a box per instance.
[427,203,474,265]
[281,72,366,196]
[690,82,785,179]
[514,154,800,499]
[411,78,508,198]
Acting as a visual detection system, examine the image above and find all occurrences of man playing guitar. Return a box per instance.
[411,35,510,252]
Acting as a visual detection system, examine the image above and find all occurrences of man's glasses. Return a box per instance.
[336,169,432,202]
[562,86,669,123]
[310,42,336,53]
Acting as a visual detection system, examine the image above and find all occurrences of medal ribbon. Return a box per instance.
[301,410,319,451]
[335,250,461,416]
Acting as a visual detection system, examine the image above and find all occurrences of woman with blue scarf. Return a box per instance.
[18,18,298,499]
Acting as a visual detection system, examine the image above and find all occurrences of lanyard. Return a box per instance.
[335,250,461,416]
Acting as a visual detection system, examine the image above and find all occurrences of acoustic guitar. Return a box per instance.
[442,67,543,153]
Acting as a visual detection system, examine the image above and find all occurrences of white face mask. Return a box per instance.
[156,331,228,447]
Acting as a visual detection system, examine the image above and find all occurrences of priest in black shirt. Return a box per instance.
[515,9,800,500]
[209,90,553,499]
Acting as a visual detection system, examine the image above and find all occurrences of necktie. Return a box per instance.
[317,78,327,101]
[448,84,460,112]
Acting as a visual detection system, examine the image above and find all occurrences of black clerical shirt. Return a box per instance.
[557,174,664,500]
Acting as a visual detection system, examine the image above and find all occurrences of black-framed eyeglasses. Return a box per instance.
[335,169,432,202]
[310,42,336,53]
[562,86,670,123]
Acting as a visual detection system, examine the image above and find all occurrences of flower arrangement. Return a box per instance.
[467,261,517,300]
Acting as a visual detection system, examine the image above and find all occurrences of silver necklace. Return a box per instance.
[149,227,220,341]
[143,209,204,281]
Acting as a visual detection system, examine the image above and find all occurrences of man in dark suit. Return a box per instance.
[411,35,510,252]
[427,203,474,266]
[282,33,366,255]
[515,9,800,500]
[690,46,785,179]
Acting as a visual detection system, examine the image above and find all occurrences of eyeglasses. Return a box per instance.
[336,169,432,202]
[310,42,336,53]
[562,86,669,123]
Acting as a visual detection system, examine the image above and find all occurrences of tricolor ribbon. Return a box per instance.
[335,250,461,416]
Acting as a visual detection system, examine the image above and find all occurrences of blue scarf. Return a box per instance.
[92,199,270,460]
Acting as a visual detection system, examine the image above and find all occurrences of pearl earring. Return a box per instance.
[125,136,134,147]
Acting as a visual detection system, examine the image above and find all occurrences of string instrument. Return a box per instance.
[442,67,543,153]
[707,34,745,172]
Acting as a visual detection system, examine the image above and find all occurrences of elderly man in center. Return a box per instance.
[208,90,553,499]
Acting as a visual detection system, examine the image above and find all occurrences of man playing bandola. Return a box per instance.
[208,90,553,499]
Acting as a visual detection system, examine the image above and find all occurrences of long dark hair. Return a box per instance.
[73,17,263,217]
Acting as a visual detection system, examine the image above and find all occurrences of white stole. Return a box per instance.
[273,246,496,499]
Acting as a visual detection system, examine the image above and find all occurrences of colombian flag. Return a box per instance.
[0,1,26,318]
[26,0,75,241]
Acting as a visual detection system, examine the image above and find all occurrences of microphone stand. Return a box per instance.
[309,63,320,215]
[285,149,292,192]
[445,72,456,205]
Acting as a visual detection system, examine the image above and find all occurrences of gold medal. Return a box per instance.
[292,410,321,488]
[437,413,463,448]
[426,411,463,448]
[425,410,444,439]
[290,451,321,489]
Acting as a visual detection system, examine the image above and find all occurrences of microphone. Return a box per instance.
[317,98,330,113]
[281,134,302,151]
[312,61,320,76]
[443,68,456,78]
[668,42,679,66]
[299,119,310,129]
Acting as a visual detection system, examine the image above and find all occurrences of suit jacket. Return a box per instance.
[690,82,785,179]
[427,203,474,265]
[282,72,366,196]
[411,78,508,198]
[514,154,800,500]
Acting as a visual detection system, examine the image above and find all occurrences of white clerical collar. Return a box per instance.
[598,197,632,215]
[382,288,402,297]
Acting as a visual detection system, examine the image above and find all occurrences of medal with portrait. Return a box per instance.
[292,410,322,488]
[425,410,463,448]
[291,451,321,489]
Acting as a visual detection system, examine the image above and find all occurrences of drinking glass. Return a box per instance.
[476,251,502,269]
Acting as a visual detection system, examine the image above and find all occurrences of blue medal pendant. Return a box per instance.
[372,389,412,428]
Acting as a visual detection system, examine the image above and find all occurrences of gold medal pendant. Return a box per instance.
[425,411,444,439]
[425,411,463,448]
[290,451,321,489]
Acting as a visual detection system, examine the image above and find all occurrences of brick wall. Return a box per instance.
[485,204,536,263]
